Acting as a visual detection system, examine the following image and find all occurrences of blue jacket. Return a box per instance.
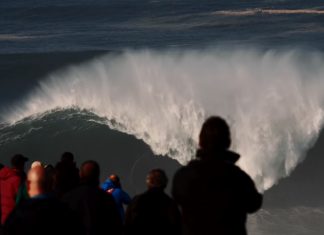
[101,179,131,222]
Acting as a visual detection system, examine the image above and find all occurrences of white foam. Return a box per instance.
[0,34,36,41]
[3,49,324,191]
[214,8,324,16]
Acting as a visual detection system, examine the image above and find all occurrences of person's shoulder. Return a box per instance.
[0,167,16,179]
[98,187,116,202]
[112,187,122,194]
[176,159,200,174]
[226,163,256,186]
[187,159,202,167]
[62,184,89,201]
[175,159,203,177]
[161,191,176,202]
[101,179,114,190]
[229,163,250,176]
[129,192,145,204]
[16,196,66,213]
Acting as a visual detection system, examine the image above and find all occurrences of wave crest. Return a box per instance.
[3,48,324,191]
[214,8,324,16]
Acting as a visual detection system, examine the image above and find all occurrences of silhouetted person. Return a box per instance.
[101,174,131,222]
[15,161,43,207]
[62,160,122,235]
[172,116,263,235]
[125,169,181,235]
[44,164,55,193]
[54,152,80,197]
[0,154,28,225]
[4,165,81,235]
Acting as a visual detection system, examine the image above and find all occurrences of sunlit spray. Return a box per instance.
[3,48,324,191]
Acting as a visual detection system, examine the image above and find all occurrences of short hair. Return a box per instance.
[146,169,168,190]
[80,160,100,186]
[199,116,231,151]
[109,174,121,188]
[11,154,29,168]
[61,152,74,163]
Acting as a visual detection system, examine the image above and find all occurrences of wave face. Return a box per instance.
[0,108,182,196]
[2,49,324,191]
[248,207,324,235]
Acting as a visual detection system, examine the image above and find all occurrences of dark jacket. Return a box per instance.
[54,161,79,197]
[0,167,22,225]
[4,195,82,235]
[172,150,262,235]
[125,188,181,235]
[62,184,122,235]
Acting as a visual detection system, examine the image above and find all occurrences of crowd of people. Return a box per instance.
[0,116,263,235]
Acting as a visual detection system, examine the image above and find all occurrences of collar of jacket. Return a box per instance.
[196,149,240,164]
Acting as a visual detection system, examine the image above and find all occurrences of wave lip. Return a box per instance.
[214,8,324,16]
[0,34,38,41]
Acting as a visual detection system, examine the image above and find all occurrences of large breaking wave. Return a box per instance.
[2,48,324,191]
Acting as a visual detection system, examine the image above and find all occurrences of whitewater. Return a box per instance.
[2,48,324,191]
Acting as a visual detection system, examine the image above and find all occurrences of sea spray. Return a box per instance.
[2,48,324,191]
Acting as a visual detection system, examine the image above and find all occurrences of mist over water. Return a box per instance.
[2,48,324,191]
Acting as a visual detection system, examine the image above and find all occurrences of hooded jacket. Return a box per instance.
[172,150,262,235]
[0,167,22,224]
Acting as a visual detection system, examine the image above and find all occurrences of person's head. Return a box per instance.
[61,152,74,163]
[27,165,48,197]
[44,164,55,192]
[146,169,168,191]
[199,116,231,153]
[109,174,121,188]
[79,160,100,186]
[0,163,4,170]
[31,161,43,169]
[11,154,29,171]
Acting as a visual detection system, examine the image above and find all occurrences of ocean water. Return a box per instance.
[1,0,324,234]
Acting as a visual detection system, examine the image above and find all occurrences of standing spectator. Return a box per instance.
[4,165,82,235]
[0,154,28,225]
[54,152,80,197]
[101,174,131,222]
[63,160,122,235]
[125,169,181,235]
[44,164,55,193]
[15,161,43,206]
[172,116,263,235]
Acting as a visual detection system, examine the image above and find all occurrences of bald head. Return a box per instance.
[80,160,100,186]
[31,161,43,169]
[27,166,48,198]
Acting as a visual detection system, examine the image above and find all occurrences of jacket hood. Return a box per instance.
[0,166,18,180]
[196,149,240,164]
